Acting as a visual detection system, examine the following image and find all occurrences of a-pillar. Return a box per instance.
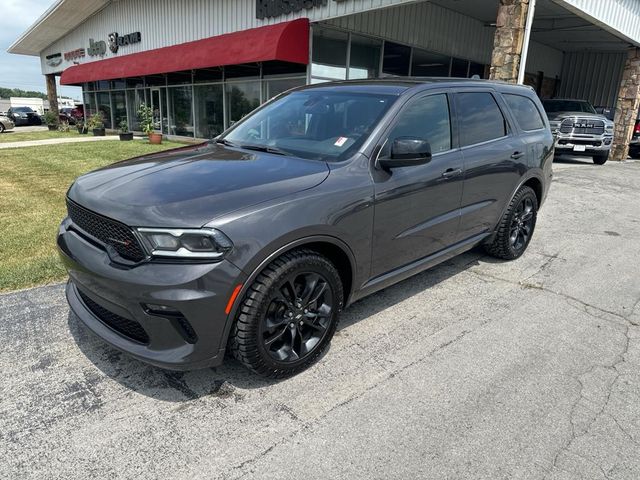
[45,73,59,124]
[611,48,640,161]
[489,0,530,83]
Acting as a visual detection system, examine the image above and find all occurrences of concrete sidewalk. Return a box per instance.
[1,160,640,479]
[0,135,146,149]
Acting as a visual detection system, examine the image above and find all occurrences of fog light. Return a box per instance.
[604,138,612,145]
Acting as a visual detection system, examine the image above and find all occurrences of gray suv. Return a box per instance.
[543,98,614,164]
[58,79,554,377]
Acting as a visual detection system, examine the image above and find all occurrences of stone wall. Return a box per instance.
[489,0,530,83]
[611,48,640,161]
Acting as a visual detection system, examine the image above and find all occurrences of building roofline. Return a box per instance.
[8,0,109,56]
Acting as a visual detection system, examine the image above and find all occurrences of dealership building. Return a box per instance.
[8,0,640,159]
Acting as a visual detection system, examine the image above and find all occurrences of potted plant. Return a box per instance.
[76,120,88,134]
[138,104,162,144]
[118,120,133,141]
[43,111,58,131]
[87,113,105,136]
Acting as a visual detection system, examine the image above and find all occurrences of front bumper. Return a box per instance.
[58,219,246,370]
[554,132,612,155]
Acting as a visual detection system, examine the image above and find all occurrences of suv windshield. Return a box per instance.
[13,107,34,113]
[222,90,396,161]
[542,100,596,114]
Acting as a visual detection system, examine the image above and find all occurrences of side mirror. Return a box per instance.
[379,137,432,169]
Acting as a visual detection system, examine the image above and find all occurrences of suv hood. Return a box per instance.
[67,142,330,228]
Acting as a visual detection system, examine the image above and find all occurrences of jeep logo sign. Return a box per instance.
[107,31,142,54]
[88,38,107,56]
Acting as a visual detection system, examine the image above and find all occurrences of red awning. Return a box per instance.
[60,19,309,85]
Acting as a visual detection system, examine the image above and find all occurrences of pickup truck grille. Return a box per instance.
[559,118,605,135]
[66,199,146,262]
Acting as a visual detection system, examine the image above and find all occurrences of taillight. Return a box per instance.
[634,122,640,134]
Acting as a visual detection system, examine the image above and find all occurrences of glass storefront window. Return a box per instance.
[312,28,348,80]
[194,84,224,139]
[112,91,127,128]
[111,79,126,89]
[264,77,306,101]
[411,49,450,77]
[451,57,469,77]
[225,63,261,79]
[126,77,144,89]
[226,81,261,125]
[96,80,110,90]
[96,91,112,128]
[382,42,411,77]
[83,92,96,119]
[262,61,306,76]
[167,70,193,85]
[126,88,144,130]
[194,68,223,83]
[167,86,193,136]
[146,74,167,87]
[349,35,382,79]
[469,62,486,79]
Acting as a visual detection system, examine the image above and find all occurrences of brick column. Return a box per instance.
[45,73,59,123]
[489,0,530,83]
[611,48,640,161]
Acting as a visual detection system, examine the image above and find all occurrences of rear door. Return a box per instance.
[454,90,525,242]
[371,91,464,277]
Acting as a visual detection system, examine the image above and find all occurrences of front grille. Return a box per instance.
[559,118,605,135]
[66,199,146,262]
[78,289,150,344]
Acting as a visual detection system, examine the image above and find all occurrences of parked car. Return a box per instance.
[7,106,42,126]
[543,98,613,164]
[59,107,77,125]
[629,116,640,159]
[58,79,554,377]
[0,114,15,133]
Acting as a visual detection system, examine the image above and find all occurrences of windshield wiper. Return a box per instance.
[237,144,291,156]
[215,138,237,147]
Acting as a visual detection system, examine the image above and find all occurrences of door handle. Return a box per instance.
[511,151,525,160]
[441,168,462,179]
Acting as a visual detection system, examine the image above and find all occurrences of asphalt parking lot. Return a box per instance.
[2,158,640,480]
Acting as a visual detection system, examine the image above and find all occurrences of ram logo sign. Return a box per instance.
[107,31,142,54]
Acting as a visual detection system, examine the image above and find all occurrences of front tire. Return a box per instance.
[229,249,343,378]
[593,153,609,165]
[0,123,5,133]
[485,186,538,260]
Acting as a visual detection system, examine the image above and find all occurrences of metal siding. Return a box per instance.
[558,0,640,46]
[40,0,421,75]
[323,1,495,64]
[558,51,626,107]
[526,42,564,78]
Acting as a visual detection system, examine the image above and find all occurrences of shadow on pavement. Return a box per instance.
[68,250,484,402]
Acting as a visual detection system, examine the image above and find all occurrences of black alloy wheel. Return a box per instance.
[230,249,343,378]
[485,185,538,260]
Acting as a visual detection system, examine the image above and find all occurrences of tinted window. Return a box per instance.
[504,94,545,131]
[387,94,451,154]
[456,92,506,146]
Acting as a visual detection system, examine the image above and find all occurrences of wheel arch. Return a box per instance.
[220,235,357,351]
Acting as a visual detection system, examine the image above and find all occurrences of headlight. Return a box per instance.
[136,228,233,260]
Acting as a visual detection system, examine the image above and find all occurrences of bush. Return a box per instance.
[87,113,104,130]
[42,111,57,126]
[58,120,70,132]
[119,119,129,133]
[137,105,154,135]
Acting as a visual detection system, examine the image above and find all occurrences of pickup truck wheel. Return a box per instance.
[229,249,343,378]
[484,186,538,260]
[0,123,4,133]
[593,153,609,165]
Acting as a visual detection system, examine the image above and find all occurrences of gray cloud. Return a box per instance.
[1,0,82,99]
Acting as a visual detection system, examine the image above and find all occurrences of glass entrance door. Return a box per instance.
[150,88,168,133]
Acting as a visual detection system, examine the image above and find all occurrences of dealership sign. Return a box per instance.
[256,0,346,19]
[45,52,62,67]
[64,48,86,62]
[108,31,142,53]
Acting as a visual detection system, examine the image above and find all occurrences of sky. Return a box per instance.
[1,0,81,100]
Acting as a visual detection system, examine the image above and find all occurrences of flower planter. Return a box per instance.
[92,128,106,137]
[148,132,163,144]
[119,132,134,141]
[47,125,57,131]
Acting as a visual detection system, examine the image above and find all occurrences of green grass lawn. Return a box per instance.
[0,139,188,292]
[0,129,82,143]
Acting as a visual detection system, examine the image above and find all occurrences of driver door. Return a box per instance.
[371,92,464,277]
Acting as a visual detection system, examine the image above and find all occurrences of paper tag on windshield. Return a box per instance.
[334,137,348,147]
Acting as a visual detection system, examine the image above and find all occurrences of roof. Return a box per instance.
[8,0,109,56]
[60,19,309,85]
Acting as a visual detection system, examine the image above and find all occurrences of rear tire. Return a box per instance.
[484,186,538,260]
[0,123,5,133]
[229,249,343,378]
[593,153,609,165]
